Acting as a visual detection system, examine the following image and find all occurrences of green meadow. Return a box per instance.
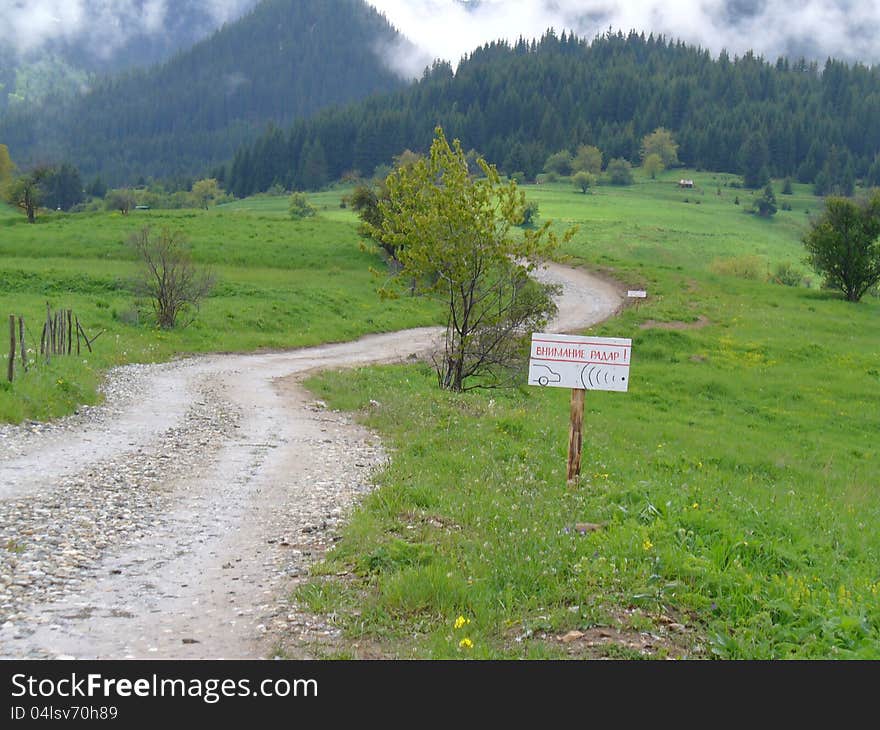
[300,170,880,659]
[2,172,878,659]
[0,190,438,421]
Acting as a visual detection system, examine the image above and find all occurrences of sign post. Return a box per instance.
[528,333,632,483]
[566,388,585,482]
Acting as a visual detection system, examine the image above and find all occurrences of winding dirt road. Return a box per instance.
[0,263,623,659]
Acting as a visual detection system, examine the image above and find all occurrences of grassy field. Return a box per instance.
[298,171,880,659]
[0,190,438,421]
[3,173,878,659]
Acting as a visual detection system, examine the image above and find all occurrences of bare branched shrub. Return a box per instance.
[128,227,215,329]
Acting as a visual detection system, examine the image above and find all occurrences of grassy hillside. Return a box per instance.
[2,172,878,658]
[0,192,438,421]
[298,172,880,659]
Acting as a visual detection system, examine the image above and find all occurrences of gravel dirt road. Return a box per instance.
[0,263,623,659]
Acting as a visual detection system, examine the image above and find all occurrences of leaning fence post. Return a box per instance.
[78,320,92,354]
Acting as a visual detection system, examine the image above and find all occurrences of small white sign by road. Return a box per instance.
[528,333,632,392]
[627,290,647,298]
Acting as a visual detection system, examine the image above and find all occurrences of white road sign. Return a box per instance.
[528,333,632,392]
[627,290,647,298]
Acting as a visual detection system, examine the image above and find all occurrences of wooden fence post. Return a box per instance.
[77,320,92,353]
[67,310,73,355]
[45,303,51,362]
[7,314,15,383]
[18,316,27,372]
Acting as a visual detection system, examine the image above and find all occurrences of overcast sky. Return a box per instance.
[3,0,879,74]
[366,0,880,77]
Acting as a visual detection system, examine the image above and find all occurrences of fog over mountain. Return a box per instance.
[367,0,880,77]
[1,0,259,68]
[5,1,876,80]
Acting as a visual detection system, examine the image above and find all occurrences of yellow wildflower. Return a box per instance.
[459,638,473,649]
[643,538,654,551]
[454,615,470,630]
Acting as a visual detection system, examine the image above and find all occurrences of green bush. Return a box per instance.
[606,158,634,185]
[519,200,539,227]
[288,191,317,220]
[769,262,803,287]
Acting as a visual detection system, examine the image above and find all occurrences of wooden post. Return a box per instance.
[67,310,73,355]
[566,388,585,483]
[75,316,81,355]
[78,320,92,353]
[18,316,27,371]
[45,303,51,363]
[7,315,15,383]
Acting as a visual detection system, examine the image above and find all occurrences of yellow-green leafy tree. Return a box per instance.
[640,127,679,168]
[190,178,223,210]
[572,144,603,175]
[572,170,596,194]
[642,152,664,179]
[365,126,575,392]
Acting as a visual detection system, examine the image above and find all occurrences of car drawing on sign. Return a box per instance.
[530,363,561,386]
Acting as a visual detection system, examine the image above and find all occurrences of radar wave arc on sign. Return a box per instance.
[581,365,628,392]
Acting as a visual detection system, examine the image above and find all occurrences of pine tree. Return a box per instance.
[739,132,770,188]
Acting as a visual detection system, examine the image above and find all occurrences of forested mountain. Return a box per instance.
[0,0,409,186]
[225,29,880,195]
[0,1,260,112]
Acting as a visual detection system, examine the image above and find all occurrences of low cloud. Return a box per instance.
[367,0,880,77]
[1,0,257,60]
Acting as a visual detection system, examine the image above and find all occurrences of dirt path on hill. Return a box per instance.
[0,263,624,659]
